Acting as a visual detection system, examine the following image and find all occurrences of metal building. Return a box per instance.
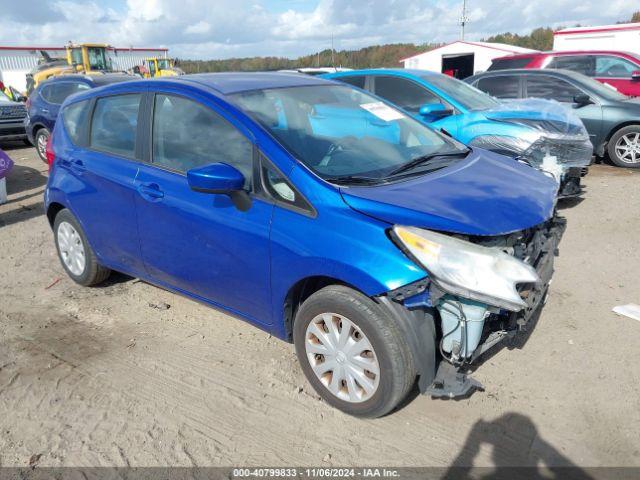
[0,46,169,92]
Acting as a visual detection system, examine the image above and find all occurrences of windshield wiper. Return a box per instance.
[387,150,469,177]
[328,175,382,186]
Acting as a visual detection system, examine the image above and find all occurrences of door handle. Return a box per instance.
[137,182,164,201]
[41,108,49,114]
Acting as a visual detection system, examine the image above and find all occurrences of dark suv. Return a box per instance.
[467,68,640,168]
[0,89,27,144]
[26,73,135,161]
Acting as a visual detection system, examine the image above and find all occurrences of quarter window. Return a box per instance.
[374,76,441,114]
[152,94,253,186]
[595,56,638,78]
[90,94,141,158]
[525,76,582,103]
[476,76,520,99]
[62,99,91,145]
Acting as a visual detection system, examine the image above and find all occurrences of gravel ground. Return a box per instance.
[1,143,639,469]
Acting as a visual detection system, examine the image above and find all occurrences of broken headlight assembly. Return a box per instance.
[392,226,540,312]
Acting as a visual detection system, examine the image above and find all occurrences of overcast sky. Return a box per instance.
[0,0,637,59]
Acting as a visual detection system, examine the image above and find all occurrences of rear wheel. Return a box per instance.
[608,125,640,168]
[35,128,50,163]
[293,285,415,418]
[53,209,111,286]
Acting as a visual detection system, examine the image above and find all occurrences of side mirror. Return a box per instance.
[419,103,453,118]
[187,163,251,211]
[631,70,640,81]
[573,94,593,106]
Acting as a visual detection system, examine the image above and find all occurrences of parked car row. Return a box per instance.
[466,68,640,168]
[323,69,594,196]
[26,53,640,418]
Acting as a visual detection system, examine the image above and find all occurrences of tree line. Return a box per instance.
[179,11,640,74]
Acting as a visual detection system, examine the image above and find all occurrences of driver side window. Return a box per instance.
[373,76,441,114]
[152,94,253,188]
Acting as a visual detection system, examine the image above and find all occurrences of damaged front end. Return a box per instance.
[381,215,566,399]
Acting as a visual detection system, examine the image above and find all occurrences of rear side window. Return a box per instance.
[525,76,582,103]
[90,94,141,158]
[62,100,91,145]
[337,76,366,89]
[40,82,90,105]
[152,94,253,186]
[547,55,595,76]
[476,76,520,99]
[487,57,532,70]
[374,76,441,114]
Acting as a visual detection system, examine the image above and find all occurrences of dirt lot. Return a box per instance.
[1,144,639,469]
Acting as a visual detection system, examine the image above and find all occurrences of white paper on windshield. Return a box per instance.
[360,102,405,122]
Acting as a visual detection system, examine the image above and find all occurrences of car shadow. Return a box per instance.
[442,412,594,479]
[0,202,43,228]
[5,163,48,196]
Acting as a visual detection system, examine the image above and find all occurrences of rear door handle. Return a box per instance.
[137,182,164,201]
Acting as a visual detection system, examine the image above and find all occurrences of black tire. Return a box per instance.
[34,128,50,163]
[53,209,111,286]
[293,285,416,418]
[607,125,640,168]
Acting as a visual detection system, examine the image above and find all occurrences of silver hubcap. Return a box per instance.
[37,133,48,158]
[304,313,380,403]
[57,221,86,276]
[615,132,640,164]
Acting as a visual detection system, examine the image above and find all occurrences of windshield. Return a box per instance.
[158,59,170,70]
[422,74,499,111]
[232,85,467,183]
[87,47,110,71]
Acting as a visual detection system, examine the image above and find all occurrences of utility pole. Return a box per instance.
[331,33,335,67]
[460,0,468,40]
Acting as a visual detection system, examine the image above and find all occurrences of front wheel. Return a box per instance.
[53,209,111,286]
[35,128,50,163]
[293,285,416,418]
[608,125,640,168]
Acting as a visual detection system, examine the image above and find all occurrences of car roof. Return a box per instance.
[327,68,437,78]
[470,68,588,80]
[168,72,331,94]
[41,73,137,86]
[493,50,640,61]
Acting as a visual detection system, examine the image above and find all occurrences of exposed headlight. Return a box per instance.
[392,226,539,311]
[469,135,535,156]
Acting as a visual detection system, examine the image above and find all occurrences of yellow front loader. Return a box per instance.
[27,43,115,94]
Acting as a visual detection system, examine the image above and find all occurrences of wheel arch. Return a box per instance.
[282,275,364,342]
[605,121,640,142]
[46,201,66,228]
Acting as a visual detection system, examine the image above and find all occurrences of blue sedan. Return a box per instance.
[45,72,563,416]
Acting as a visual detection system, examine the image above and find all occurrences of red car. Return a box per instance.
[488,50,640,96]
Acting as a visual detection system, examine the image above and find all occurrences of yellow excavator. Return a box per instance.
[132,58,183,78]
[26,43,115,94]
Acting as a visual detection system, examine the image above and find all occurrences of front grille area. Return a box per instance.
[0,105,27,120]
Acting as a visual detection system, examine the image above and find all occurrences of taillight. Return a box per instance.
[45,133,55,171]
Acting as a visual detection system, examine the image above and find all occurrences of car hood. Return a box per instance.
[340,149,558,236]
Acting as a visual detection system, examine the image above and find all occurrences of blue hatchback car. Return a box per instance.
[323,69,593,197]
[46,72,564,417]
[26,73,136,162]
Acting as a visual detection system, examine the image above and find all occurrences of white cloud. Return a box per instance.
[0,0,636,59]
